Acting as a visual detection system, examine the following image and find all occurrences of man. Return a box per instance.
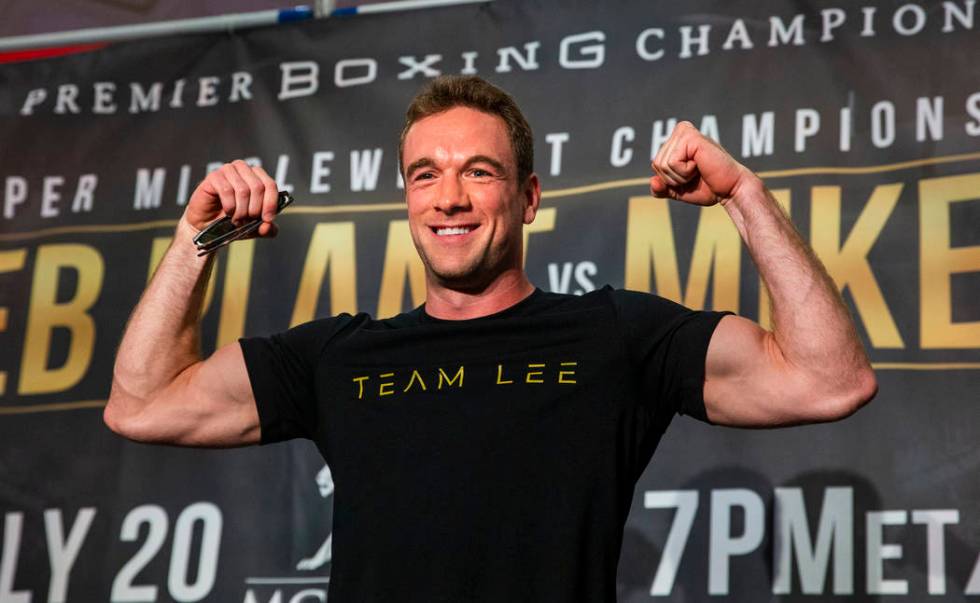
[105,76,876,601]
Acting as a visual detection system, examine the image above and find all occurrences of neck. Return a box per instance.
[423,268,535,320]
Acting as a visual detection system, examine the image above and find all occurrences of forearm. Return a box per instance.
[109,218,214,415]
[723,177,872,389]
[651,121,875,424]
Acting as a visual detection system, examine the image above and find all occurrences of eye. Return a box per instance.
[469,168,492,177]
[413,171,435,181]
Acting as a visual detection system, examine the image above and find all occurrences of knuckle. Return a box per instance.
[203,174,222,190]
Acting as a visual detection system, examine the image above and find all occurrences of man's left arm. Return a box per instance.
[651,122,877,427]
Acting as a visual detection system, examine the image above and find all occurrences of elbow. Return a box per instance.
[103,381,148,441]
[850,365,879,413]
[103,400,155,444]
[822,365,878,422]
[104,369,134,436]
[102,403,118,434]
[103,390,131,438]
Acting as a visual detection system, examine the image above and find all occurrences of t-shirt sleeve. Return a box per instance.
[612,289,731,423]
[239,317,345,444]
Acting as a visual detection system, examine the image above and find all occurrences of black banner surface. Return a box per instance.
[1,1,978,601]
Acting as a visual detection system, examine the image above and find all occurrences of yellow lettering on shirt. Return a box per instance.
[352,376,369,400]
[558,362,577,384]
[378,372,396,396]
[403,369,428,393]
[438,366,464,389]
[525,363,545,384]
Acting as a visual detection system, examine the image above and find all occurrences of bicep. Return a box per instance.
[130,342,262,447]
[702,315,827,427]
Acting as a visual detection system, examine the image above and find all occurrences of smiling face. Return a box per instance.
[402,106,539,291]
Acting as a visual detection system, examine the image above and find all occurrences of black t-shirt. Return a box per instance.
[240,286,728,602]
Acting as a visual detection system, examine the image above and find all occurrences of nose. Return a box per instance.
[435,174,471,213]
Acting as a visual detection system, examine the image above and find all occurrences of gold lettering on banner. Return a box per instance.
[757,189,790,330]
[810,183,904,348]
[437,366,464,389]
[496,364,514,384]
[522,207,556,266]
[377,219,425,318]
[0,249,27,395]
[919,173,980,348]
[291,222,357,326]
[216,238,255,347]
[20,244,104,394]
[625,196,740,312]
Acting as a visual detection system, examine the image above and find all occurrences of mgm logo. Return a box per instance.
[243,464,334,603]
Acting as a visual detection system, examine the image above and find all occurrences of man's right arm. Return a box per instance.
[104,161,280,447]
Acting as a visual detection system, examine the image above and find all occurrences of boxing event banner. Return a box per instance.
[0,0,978,601]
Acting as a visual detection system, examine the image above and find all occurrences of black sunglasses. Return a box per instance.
[193,191,293,256]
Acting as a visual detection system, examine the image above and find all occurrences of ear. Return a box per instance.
[521,173,541,224]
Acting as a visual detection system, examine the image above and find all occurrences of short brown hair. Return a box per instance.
[399,75,534,185]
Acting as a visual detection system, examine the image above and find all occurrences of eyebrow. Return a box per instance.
[464,155,507,175]
[405,157,435,180]
[404,155,509,180]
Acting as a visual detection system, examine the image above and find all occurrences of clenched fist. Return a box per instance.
[183,160,280,238]
[650,121,761,206]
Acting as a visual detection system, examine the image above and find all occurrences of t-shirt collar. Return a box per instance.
[418,287,543,324]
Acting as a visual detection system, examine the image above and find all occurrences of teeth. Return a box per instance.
[436,226,472,236]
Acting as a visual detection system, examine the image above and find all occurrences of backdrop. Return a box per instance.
[1,1,978,601]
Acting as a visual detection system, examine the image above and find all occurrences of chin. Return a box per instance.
[425,256,495,290]
[417,243,514,292]
[430,266,487,290]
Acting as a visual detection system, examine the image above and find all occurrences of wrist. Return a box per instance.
[172,216,215,266]
[721,172,766,211]
[175,215,200,242]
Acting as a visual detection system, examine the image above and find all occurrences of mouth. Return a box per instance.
[431,224,479,237]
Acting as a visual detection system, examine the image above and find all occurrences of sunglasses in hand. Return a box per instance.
[192,191,293,256]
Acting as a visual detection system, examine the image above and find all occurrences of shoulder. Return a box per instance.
[534,285,619,312]
[603,288,732,350]
[600,287,695,322]
[283,312,376,338]
[241,312,378,359]
[374,307,425,329]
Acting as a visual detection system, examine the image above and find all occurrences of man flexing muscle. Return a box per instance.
[106,76,876,602]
